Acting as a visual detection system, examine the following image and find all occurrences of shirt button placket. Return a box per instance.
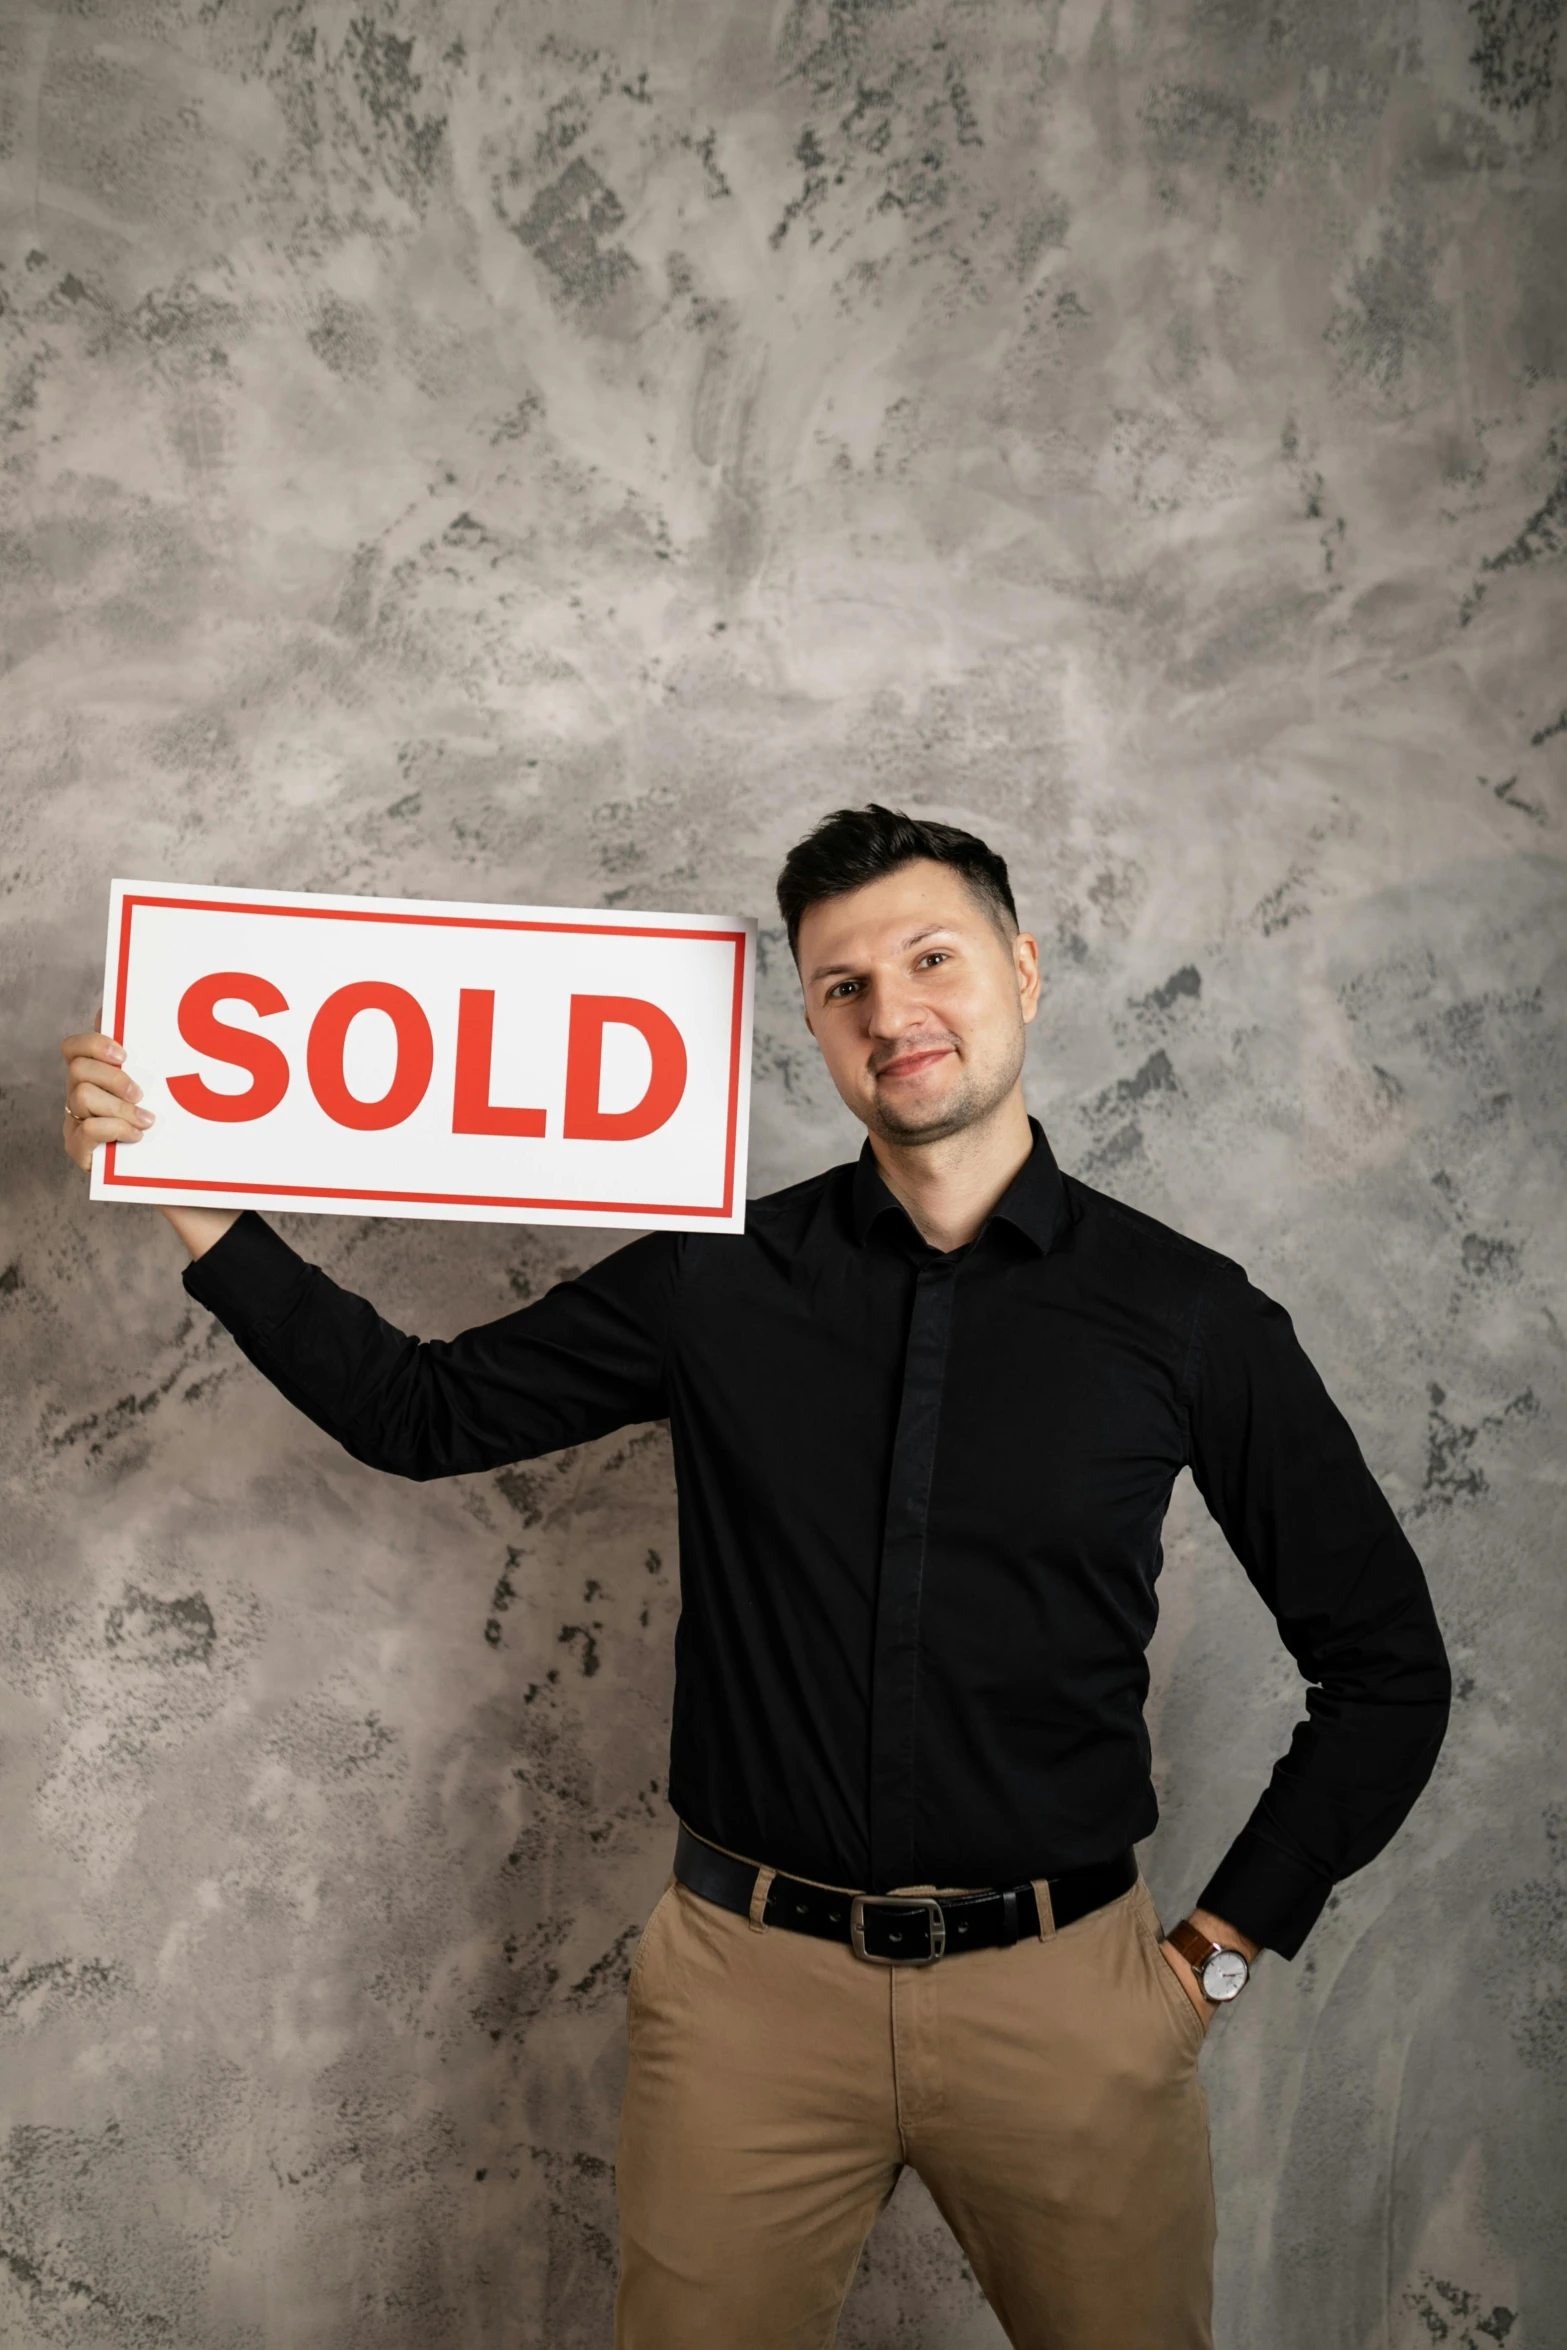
[867,1253,960,1892]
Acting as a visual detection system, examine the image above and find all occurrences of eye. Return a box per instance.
[826,978,862,1001]
[915,951,951,970]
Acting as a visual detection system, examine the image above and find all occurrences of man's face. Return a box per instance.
[797,859,1040,1146]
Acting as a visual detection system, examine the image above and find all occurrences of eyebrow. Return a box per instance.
[807,924,954,985]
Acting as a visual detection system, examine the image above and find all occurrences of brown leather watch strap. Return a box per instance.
[1166,1917,1222,1978]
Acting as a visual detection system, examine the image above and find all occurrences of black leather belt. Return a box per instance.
[673,1823,1136,1967]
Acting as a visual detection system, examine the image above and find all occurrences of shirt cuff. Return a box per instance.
[1196,1826,1336,1960]
[182,1210,313,1336]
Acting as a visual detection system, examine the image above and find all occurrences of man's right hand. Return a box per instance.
[61,1021,237,1259]
[61,1024,152,1168]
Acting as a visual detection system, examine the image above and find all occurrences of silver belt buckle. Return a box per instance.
[849,1893,947,1966]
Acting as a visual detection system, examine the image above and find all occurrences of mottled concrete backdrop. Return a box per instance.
[2,0,1564,2343]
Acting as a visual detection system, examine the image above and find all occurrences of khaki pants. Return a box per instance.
[614,1868,1215,2349]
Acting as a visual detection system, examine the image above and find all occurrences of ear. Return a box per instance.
[1014,930,1041,1026]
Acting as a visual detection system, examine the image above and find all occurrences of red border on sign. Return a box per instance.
[103,894,749,1221]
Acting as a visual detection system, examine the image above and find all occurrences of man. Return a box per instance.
[62,806,1451,2349]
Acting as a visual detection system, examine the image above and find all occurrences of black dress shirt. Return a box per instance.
[183,1121,1450,1958]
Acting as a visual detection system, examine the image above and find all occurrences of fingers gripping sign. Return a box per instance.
[61,1013,156,1172]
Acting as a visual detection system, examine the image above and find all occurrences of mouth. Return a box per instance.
[873,1045,954,1083]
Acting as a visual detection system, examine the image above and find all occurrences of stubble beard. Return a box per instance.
[863,1028,1025,1148]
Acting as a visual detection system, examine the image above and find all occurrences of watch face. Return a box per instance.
[1200,1948,1250,2001]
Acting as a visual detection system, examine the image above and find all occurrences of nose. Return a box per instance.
[862,970,936,1042]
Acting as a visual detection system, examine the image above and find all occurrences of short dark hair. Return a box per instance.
[776,804,1018,956]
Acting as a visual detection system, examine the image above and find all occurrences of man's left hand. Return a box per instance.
[1157,1937,1215,2030]
[1157,1906,1261,2030]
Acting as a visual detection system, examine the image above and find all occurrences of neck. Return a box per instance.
[867,1087,1036,1253]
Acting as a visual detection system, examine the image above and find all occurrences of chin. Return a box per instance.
[865,1060,1016,1146]
[869,1095,972,1145]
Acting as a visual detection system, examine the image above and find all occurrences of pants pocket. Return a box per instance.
[1134,1893,1207,2056]
[627,1877,676,2001]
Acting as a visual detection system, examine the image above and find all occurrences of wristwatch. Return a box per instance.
[1166,1918,1251,2004]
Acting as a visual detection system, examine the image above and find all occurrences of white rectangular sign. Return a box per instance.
[91,880,755,1232]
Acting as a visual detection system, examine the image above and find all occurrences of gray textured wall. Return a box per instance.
[2,2,1564,2344]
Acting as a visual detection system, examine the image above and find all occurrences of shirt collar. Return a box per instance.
[849,1117,1068,1256]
